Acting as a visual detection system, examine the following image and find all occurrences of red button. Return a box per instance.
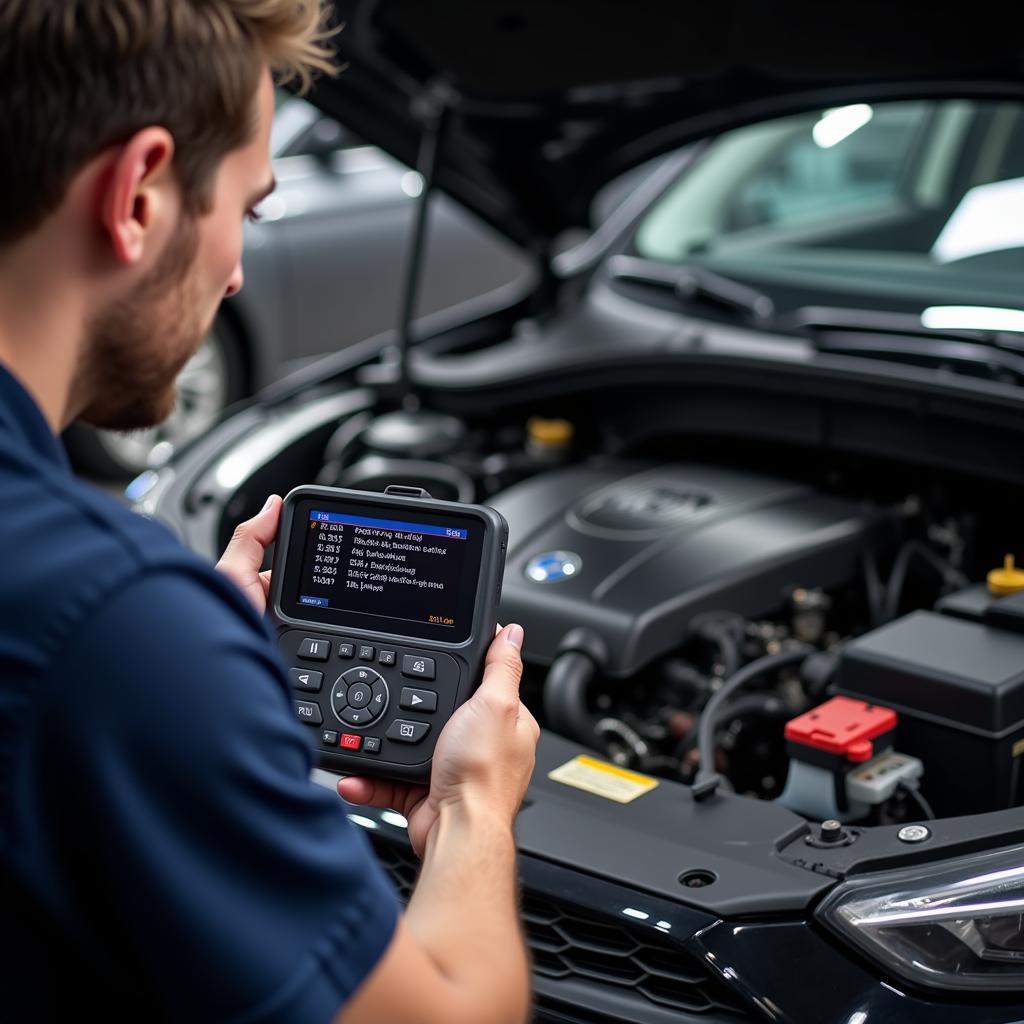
[340,733,362,751]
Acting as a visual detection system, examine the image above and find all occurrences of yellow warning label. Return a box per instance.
[548,755,659,804]
[1013,738,1024,758]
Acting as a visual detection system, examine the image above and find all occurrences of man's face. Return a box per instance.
[78,69,276,432]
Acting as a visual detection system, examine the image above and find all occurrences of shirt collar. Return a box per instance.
[0,361,71,471]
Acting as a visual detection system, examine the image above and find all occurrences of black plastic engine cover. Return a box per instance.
[492,461,881,676]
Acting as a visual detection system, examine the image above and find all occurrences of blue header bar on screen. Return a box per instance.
[309,510,468,540]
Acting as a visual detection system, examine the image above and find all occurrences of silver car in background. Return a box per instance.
[66,94,529,477]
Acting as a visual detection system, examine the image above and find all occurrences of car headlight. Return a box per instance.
[818,843,1024,992]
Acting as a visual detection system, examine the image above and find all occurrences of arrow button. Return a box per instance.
[290,668,323,692]
[341,706,368,726]
[399,687,437,713]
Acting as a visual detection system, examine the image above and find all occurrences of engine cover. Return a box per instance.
[491,461,882,676]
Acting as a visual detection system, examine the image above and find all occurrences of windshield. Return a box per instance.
[633,100,1024,326]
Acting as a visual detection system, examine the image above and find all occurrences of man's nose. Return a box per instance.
[224,262,244,298]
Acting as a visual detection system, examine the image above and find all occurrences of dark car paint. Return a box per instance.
[342,736,1024,1024]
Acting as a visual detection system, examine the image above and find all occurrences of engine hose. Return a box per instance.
[594,717,650,767]
[543,650,601,748]
[706,626,741,679]
[688,611,744,678]
[696,646,811,788]
[862,549,885,628]
[674,693,789,762]
[714,693,790,727]
[883,540,968,622]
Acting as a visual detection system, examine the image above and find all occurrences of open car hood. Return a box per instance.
[316,0,1024,249]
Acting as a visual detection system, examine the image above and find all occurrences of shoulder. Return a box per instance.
[53,565,298,779]
[0,453,261,672]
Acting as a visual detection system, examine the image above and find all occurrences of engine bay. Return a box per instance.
[303,403,1024,829]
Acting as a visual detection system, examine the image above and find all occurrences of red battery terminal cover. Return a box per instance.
[785,696,897,764]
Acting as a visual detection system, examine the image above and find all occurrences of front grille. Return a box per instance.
[369,835,748,1019]
[371,836,420,901]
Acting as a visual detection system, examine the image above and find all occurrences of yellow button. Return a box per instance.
[988,555,1024,596]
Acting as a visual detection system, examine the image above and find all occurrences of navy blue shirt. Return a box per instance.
[0,363,399,1022]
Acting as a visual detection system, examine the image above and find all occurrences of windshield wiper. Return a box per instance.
[607,255,776,326]
[780,305,1024,348]
[784,306,1024,385]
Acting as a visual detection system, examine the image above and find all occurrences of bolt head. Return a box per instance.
[820,819,844,842]
[898,824,931,844]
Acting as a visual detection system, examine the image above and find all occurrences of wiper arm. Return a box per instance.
[781,305,1014,345]
[784,306,1024,385]
[607,255,776,326]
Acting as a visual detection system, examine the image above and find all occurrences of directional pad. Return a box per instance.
[369,680,388,716]
[347,683,372,709]
[331,667,388,727]
[341,706,373,727]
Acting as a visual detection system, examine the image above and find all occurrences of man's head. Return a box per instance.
[0,1,334,430]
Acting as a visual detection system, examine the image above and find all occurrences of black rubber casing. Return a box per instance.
[270,485,508,782]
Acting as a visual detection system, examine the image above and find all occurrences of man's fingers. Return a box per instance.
[337,776,427,816]
[337,777,382,805]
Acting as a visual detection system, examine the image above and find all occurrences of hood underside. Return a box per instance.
[315,0,1024,248]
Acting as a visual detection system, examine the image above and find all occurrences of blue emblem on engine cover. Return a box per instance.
[524,550,582,584]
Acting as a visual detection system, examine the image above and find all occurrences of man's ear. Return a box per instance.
[98,127,176,266]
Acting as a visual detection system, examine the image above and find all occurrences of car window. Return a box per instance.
[633,99,1024,317]
[722,103,927,232]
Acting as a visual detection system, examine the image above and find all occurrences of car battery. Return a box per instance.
[835,610,1024,817]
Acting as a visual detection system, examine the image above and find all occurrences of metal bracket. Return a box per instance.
[384,485,433,499]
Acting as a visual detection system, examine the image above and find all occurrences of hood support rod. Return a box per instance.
[395,90,447,405]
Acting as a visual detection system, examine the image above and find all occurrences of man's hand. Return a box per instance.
[338,624,537,1024]
[339,623,538,856]
[216,494,282,614]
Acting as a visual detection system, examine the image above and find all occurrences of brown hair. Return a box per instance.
[0,1,336,245]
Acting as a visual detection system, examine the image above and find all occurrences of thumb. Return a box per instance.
[478,623,524,699]
[217,495,282,596]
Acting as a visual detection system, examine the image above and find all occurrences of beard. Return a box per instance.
[76,213,205,432]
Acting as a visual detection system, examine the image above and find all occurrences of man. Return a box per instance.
[0,3,538,1022]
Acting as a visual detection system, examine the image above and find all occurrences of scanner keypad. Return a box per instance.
[281,629,459,763]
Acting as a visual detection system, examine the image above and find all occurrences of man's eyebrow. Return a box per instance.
[248,177,277,208]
